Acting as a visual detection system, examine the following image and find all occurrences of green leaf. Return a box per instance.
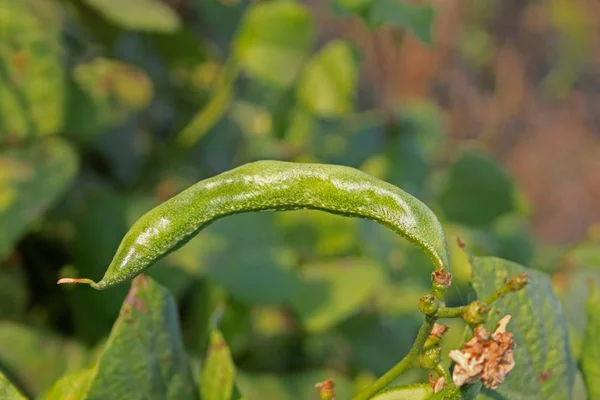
[81,0,181,32]
[205,213,301,305]
[470,257,576,399]
[338,313,421,375]
[369,0,434,44]
[0,265,27,319]
[489,215,535,266]
[234,0,315,87]
[565,241,600,270]
[201,330,236,400]
[0,138,78,260]
[236,370,353,400]
[296,40,359,117]
[0,0,64,141]
[290,258,384,332]
[276,210,358,258]
[0,371,26,400]
[65,58,154,142]
[83,275,197,399]
[333,0,375,15]
[370,383,432,399]
[42,368,94,400]
[438,150,517,227]
[0,322,90,397]
[581,283,600,399]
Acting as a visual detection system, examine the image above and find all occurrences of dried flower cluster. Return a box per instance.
[449,315,515,389]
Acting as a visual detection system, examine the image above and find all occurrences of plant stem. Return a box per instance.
[434,363,451,382]
[353,317,436,400]
[435,306,465,319]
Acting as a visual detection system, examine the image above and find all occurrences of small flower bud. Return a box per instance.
[419,294,440,315]
[421,346,442,369]
[505,273,529,292]
[463,300,490,327]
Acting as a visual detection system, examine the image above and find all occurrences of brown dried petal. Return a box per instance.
[449,349,484,386]
[432,270,453,286]
[429,373,446,393]
[431,323,449,338]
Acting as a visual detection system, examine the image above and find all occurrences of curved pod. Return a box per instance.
[59,161,449,289]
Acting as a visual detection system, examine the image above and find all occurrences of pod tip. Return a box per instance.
[57,277,96,286]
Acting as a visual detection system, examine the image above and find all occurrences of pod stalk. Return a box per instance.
[57,277,96,286]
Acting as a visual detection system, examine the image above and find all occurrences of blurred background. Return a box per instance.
[1,0,599,398]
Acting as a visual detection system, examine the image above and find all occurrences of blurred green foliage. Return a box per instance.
[0,0,596,399]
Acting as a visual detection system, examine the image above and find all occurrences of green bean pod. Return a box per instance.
[58,161,449,290]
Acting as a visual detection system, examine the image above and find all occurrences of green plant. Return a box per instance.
[1,0,597,399]
[53,161,548,399]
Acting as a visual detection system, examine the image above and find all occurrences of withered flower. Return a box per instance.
[315,378,335,400]
[429,373,446,393]
[431,269,453,287]
[449,315,515,389]
[430,323,449,339]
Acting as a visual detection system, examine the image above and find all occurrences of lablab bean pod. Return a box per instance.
[58,161,449,289]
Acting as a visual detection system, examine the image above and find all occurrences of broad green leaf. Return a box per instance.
[83,275,197,399]
[42,368,94,400]
[0,371,26,400]
[296,40,358,117]
[338,313,421,375]
[470,257,576,399]
[276,210,358,258]
[236,370,353,400]
[369,0,434,44]
[438,150,517,227]
[565,241,600,269]
[234,0,315,87]
[386,101,444,197]
[0,0,64,140]
[0,322,90,396]
[205,213,301,305]
[370,383,432,399]
[201,330,236,400]
[81,0,181,32]
[64,58,153,142]
[0,265,27,319]
[290,258,384,332]
[557,268,600,359]
[489,215,535,266]
[0,138,78,259]
[315,122,384,168]
[581,283,600,399]
[334,0,374,15]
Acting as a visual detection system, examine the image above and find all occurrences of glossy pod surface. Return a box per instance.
[61,161,449,289]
